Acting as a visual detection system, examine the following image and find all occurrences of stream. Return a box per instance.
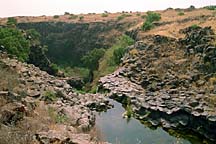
[96,99,205,144]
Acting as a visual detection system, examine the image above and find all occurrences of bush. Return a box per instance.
[53,15,59,19]
[190,24,199,29]
[113,47,126,65]
[101,13,108,17]
[136,13,141,16]
[178,11,185,16]
[117,14,132,21]
[79,16,84,20]
[117,15,125,21]
[7,17,17,26]
[43,91,57,102]
[0,27,30,61]
[81,48,105,71]
[141,12,161,31]
[49,63,59,75]
[142,21,154,31]
[64,12,70,15]
[146,11,161,23]
[204,5,216,10]
[69,15,78,19]
[141,15,146,19]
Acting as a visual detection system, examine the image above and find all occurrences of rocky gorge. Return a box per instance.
[99,26,216,142]
[0,52,112,144]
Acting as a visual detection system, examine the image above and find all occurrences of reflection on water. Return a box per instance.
[96,99,199,144]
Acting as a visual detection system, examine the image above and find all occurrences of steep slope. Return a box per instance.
[0,52,111,144]
[1,7,215,67]
[99,26,216,142]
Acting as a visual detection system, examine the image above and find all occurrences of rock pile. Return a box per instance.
[0,53,111,144]
[99,26,216,141]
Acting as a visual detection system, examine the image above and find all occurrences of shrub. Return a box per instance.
[113,47,126,65]
[82,48,105,71]
[141,15,146,19]
[43,91,57,102]
[141,12,161,31]
[7,17,17,26]
[48,107,68,124]
[146,11,161,23]
[136,13,141,16]
[178,11,185,16]
[204,5,216,10]
[190,24,199,29]
[79,16,84,20]
[117,15,125,21]
[49,63,59,75]
[117,14,132,21]
[0,27,30,61]
[53,15,59,19]
[64,12,70,15]
[101,13,108,17]
[142,21,154,31]
[69,15,78,19]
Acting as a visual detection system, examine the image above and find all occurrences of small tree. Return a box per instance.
[82,48,105,82]
[7,17,17,26]
[79,16,84,21]
[0,27,30,61]
[146,11,161,22]
[53,15,59,19]
[142,12,161,31]
[113,47,126,64]
[142,21,154,31]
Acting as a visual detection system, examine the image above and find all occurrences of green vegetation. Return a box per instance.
[113,47,126,65]
[25,29,41,45]
[7,17,17,27]
[89,35,134,91]
[178,11,185,16]
[145,11,161,22]
[101,13,108,17]
[136,13,141,16]
[79,16,84,21]
[43,91,57,102]
[62,66,89,78]
[0,27,30,61]
[69,15,78,19]
[82,48,105,82]
[190,24,199,29]
[53,15,59,19]
[117,14,132,20]
[142,21,154,31]
[49,63,59,75]
[124,97,133,118]
[64,12,70,15]
[141,15,146,19]
[204,5,216,10]
[142,11,161,31]
[48,107,68,124]
[82,48,105,72]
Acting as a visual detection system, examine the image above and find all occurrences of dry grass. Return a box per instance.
[0,63,19,92]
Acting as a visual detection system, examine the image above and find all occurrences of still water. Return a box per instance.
[96,99,201,144]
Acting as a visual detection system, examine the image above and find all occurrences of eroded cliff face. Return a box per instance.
[17,21,134,66]
[99,26,216,142]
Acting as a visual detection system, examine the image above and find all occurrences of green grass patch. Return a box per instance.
[178,11,185,16]
[89,35,134,91]
[142,11,161,31]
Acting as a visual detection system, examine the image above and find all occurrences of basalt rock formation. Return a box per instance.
[0,52,111,144]
[99,26,216,142]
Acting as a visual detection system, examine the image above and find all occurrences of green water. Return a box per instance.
[96,99,204,144]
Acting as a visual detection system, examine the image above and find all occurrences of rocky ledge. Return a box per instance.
[0,53,111,144]
[99,26,216,142]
